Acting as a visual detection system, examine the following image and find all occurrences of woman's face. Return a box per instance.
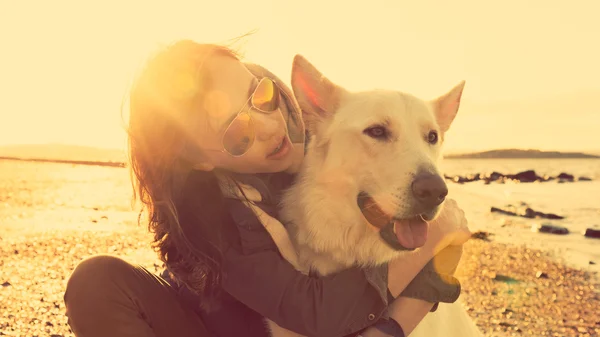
[188,54,296,174]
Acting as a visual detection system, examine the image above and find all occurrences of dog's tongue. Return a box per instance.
[394,217,429,249]
[358,194,429,250]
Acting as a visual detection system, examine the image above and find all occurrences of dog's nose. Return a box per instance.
[411,173,448,208]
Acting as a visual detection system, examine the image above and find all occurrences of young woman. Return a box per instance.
[64,40,470,337]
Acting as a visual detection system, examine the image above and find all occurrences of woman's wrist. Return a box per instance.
[387,296,434,336]
[387,245,435,297]
[422,230,452,256]
[420,237,439,257]
[399,259,462,304]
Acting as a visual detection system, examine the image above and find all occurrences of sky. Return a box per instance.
[1,0,599,154]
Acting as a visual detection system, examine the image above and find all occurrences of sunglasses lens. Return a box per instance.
[223,112,255,156]
[252,78,280,111]
[221,78,281,156]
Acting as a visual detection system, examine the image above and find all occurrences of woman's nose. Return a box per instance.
[253,112,282,141]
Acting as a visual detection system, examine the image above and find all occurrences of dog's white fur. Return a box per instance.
[257,55,481,337]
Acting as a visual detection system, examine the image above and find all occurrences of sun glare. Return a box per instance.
[1,0,599,153]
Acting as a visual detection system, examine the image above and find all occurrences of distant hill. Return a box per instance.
[2,144,599,163]
[0,144,127,163]
[445,149,600,159]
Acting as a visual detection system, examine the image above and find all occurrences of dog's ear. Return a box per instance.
[291,55,344,126]
[432,81,465,133]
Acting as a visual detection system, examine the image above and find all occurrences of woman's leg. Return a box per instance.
[64,255,209,337]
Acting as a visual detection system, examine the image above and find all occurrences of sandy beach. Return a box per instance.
[0,159,599,336]
[3,1,600,335]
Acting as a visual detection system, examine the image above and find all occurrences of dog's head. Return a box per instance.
[291,55,464,251]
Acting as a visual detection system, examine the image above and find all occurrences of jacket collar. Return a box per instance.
[217,174,263,202]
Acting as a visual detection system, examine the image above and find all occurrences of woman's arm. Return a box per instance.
[219,180,468,337]
[388,297,434,336]
[359,297,433,337]
[360,201,471,336]
[387,243,436,298]
[361,245,464,337]
[221,246,386,337]
[221,196,458,337]
[220,234,450,337]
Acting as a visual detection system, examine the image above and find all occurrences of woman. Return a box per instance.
[64,40,470,337]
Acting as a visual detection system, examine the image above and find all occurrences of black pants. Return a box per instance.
[64,255,209,337]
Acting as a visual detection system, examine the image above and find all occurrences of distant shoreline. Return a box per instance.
[0,156,126,168]
[2,144,599,162]
[1,152,600,169]
[445,149,600,159]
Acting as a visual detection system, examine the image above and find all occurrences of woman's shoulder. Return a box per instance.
[179,169,295,254]
[222,197,281,255]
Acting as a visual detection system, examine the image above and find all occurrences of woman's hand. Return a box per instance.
[431,244,463,277]
[425,199,471,256]
[387,199,470,296]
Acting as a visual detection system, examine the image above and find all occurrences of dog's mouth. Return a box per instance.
[357,192,429,251]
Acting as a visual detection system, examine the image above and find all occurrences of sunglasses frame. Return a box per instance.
[219,77,285,157]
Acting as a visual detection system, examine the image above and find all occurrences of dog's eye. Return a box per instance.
[364,126,389,140]
[427,131,438,144]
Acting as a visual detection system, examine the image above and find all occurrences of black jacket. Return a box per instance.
[164,170,459,337]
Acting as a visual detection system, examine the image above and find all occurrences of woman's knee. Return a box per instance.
[64,254,136,307]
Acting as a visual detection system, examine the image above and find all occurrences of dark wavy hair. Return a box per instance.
[125,40,241,308]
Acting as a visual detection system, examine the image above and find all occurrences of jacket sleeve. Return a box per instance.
[398,259,461,307]
[221,245,387,337]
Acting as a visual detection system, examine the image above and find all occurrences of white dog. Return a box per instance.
[244,55,483,337]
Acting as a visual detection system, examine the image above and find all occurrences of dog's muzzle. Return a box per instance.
[357,192,420,251]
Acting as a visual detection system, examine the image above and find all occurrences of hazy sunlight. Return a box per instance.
[1,0,599,153]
